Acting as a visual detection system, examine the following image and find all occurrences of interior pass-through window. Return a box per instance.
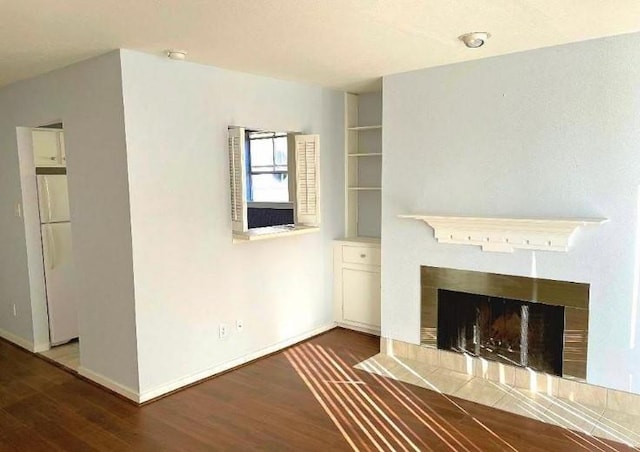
[228,126,320,237]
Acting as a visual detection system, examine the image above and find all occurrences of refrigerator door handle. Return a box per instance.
[42,226,51,270]
[44,176,53,223]
[44,225,56,270]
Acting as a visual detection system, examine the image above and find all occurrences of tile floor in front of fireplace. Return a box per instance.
[356,353,640,448]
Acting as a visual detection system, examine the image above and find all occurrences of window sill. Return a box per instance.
[232,225,320,243]
[247,202,293,209]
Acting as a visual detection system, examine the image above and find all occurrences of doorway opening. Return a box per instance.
[19,122,80,372]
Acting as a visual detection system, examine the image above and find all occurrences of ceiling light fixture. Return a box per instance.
[166,50,187,60]
[459,32,490,49]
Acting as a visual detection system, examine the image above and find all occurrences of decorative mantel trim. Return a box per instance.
[399,214,607,252]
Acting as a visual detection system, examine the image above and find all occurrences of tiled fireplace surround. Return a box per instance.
[370,266,640,446]
[421,266,589,380]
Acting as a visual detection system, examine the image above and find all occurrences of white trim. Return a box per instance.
[0,327,35,351]
[399,214,608,253]
[247,202,294,210]
[138,323,336,403]
[77,366,140,402]
[347,125,382,131]
[334,237,381,246]
[232,224,319,243]
[34,342,50,353]
[335,321,380,336]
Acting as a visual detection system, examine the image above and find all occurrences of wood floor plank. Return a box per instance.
[1,328,636,451]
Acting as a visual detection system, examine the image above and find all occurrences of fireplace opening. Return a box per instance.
[437,289,565,376]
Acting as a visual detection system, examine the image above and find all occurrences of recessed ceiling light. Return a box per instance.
[459,32,490,49]
[166,50,187,60]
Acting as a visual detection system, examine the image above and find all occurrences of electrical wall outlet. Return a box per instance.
[236,320,244,332]
[219,324,228,339]
[12,304,17,317]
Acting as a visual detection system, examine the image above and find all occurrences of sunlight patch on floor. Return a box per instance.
[285,342,539,451]
[356,353,640,449]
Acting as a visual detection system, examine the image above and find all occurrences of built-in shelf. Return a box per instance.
[345,92,382,239]
[399,214,608,253]
[348,153,382,157]
[335,236,381,245]
[347,125,382,131]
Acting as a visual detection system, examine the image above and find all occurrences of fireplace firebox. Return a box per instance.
[437,290,565,376]
[421,266,590,380]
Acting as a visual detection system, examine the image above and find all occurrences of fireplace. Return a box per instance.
[421,267,589,380]
[437,290,565,376]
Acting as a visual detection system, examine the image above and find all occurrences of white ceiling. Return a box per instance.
[2,1,640,92]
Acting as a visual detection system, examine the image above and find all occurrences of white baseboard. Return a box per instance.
[138,323,336,403]
[34,342,50,353]
[0,327,35,352]
[335,321,380,336]
[77,366,140,403]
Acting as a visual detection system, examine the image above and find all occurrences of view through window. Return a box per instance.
[246,130,289,202]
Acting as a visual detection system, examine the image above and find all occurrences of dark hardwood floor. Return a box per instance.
[0,328,634,451]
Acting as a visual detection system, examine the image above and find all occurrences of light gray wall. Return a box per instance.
[382,33,640,394]
[0,109,35,346]
[0,51,139,392]
[119,50,344,396]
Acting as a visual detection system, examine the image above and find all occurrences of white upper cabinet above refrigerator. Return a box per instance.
[33,128,66,167]
[37,175,70,223]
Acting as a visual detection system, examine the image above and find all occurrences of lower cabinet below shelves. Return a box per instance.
[333,239,381,334]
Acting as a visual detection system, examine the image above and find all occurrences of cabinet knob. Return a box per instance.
[360,253,366,258]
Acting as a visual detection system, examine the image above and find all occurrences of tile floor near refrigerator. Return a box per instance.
[40,341,80,372]
[356,353,640,448]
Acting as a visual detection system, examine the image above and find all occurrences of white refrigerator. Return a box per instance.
[37,174,78,345]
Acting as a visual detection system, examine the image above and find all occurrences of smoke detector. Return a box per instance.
[459,32,490,49]
[166,50,187,60]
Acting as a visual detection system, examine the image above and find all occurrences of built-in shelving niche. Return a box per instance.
[345,92,382,239]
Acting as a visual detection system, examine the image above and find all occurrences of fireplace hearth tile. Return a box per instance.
[380,337,389,354]
[514,367,559,396]
[592,410,640,447]
[606,389,640,416]
[354,354,439,388]
[452,378,511,407]
[417,368,474,394]
[391,339,409,358]
[438,350,472,375]
[355,353,639,446]
[473,359,516,386]
[388,338,441,367]
[395,357,440,378]
[557,378,608,409]
[354,353,402,378]
[543,399,605,434]
[414,345,439,366]
[493,388,554,421]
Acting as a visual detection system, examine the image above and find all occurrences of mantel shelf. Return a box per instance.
[398,214,608,253]
[347,125,382,131]
[347,152,382,157]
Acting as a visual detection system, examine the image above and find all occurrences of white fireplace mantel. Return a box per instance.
[398,214,608,253]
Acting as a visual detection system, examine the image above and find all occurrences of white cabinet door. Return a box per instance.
[41,222,78,345]
[342,267,381,328]
[37,175,71,223]
[59,132,66,165]
[33,129,64,167]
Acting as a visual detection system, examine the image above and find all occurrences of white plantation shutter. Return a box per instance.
[294,134,320,226]
[228,127,248,232]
